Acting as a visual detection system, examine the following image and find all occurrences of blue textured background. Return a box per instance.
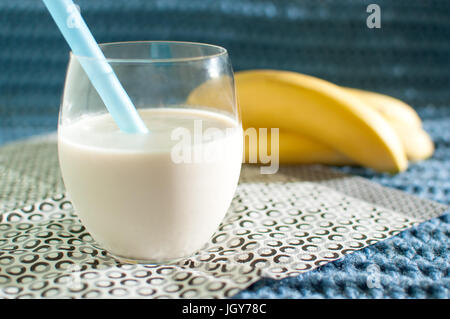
[0,0,448,298]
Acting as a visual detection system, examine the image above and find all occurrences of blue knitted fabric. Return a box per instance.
[234,105,450,299]
[0,0,449,298]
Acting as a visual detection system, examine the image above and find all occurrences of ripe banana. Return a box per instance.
[345,87,422,128]
[234,70,407,173]
[344,87,433,161]
[385,122,434,162]
[258,123,433,165]
[187,70,433,171]
[259,86,434,163]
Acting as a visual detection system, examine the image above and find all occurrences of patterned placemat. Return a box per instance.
[0,135,447,298]
[0,135,65,214]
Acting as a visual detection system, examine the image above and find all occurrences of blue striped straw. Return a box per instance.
[42,0,149,134]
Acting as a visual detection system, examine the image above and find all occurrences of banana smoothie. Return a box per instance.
[58,108,243,262]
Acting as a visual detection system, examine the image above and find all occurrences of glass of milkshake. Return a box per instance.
[58,41,243,263]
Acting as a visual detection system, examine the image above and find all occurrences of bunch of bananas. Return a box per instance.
[188,70,434,173]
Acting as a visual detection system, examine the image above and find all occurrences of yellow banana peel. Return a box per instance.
[234,70,407,173]
[345,87,433,161]
[345,87,422,128]
[252,87,435,164]
[187,69,434,173]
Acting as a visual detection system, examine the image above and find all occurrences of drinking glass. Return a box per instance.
[58,41,243,263]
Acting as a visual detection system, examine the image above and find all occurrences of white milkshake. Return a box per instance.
[58,108,243,262]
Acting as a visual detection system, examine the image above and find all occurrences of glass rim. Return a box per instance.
[70,40,228,63]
